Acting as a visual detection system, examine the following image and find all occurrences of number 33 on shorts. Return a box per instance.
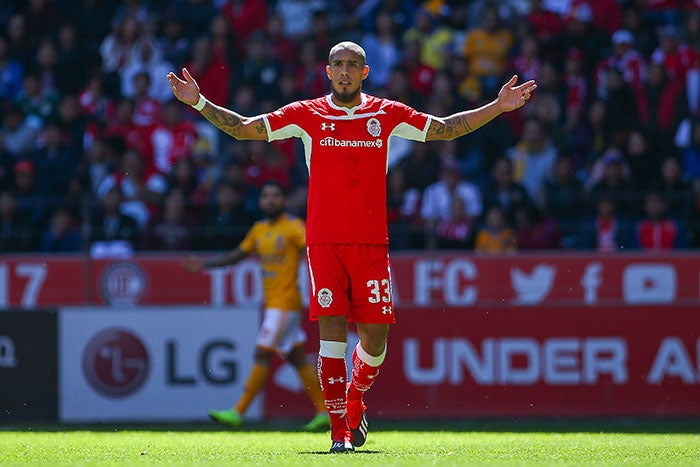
[367,279,392,313]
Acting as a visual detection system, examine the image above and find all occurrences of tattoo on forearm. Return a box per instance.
[432,122,445,135]
[201,105,243,138]
[457,115,473,133]
[255,122,265,134]
[429,113,473,140]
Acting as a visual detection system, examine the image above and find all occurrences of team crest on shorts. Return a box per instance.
[317,288,333,308]
[367,118,381,137]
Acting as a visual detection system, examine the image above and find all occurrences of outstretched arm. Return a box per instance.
[167,68,268,141]
[181,248,248,272]
[426,75,537,141]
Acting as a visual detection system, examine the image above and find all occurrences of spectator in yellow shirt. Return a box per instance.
[461,5,513,98]
[475,205,517,254]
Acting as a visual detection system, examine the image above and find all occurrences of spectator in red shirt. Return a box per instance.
[130,72,162,127]
[651,25,699,87]
[147,100,198,175]
[581,194,632,252]
[639,63,685,155]
[103,97,144,152]
[595,29,648,111]
[386,166,423,250]
[294,40,328,99]
[220,0,268,45]
[435,197,474,250]
[399,38,435,100]
[208,14,237,68]
[266,15,297,68]
[527,0,564,55]
[183,36,232,109]
[635,191,681,251]
[97,148,167,228]
[514,203,560,250]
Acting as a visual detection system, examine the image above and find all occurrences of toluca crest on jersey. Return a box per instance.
[318,287,333,307]
[366,118,381,137]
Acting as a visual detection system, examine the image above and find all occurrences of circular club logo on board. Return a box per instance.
[82,328,150,398]
[100,262,146,305]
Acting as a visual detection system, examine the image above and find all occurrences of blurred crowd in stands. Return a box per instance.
[1,0,700,256]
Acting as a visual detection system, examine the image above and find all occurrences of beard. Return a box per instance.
[331,84,360,104]
[263,206,284,220]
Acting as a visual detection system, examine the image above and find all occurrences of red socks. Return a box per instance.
[318,340,348,442]
[347,342,386,402]
[318,340,388,442]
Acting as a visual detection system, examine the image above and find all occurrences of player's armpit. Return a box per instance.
[200,103,268,141]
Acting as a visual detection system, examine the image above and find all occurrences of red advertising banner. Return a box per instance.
[264,306,700,418]
[1,253,699,308]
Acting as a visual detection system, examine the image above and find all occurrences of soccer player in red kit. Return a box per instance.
[167,41,536,453]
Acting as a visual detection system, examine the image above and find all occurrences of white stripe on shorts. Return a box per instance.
[306,247,317,296]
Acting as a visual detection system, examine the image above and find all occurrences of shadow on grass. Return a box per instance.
[3,417,700,434]
[298,450,383,455]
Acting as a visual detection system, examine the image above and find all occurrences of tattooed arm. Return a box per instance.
[199,101,268,140]
[166,68,268,141]
[426,75,537,141]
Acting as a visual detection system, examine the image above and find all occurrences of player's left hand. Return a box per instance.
[497,75,537,112]
[181,255,204,273]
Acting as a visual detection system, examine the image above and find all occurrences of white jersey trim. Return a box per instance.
[263,115,302,141]
[390,117,432,142]
[312,109,387,120]
[325,93,368,114]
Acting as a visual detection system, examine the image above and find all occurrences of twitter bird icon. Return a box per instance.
[511,264,556,305]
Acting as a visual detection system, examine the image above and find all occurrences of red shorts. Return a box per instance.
[306,244,396,324]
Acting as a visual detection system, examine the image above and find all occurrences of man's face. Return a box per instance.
[259,184,286,218]
[326,49,369,105]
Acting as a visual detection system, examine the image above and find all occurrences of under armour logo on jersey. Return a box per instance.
[382,305,393,314]
[321,122,335,131]
[327,376,345,384]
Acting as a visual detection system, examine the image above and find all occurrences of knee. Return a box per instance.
[318,315,348,342]
[359,337,387,357]
[253,347,274,365]
[286,346,308,369]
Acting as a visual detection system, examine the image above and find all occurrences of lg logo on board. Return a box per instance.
[82,328,150,398]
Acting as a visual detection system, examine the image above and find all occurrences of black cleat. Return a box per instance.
[329,438,355,453]
[348,402,368,447]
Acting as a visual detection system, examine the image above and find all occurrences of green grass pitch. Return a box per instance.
[1,421,700,466]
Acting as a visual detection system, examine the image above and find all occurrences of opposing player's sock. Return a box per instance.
[235,363,269,415]
[297,362,327,414]
[318,340,349,443]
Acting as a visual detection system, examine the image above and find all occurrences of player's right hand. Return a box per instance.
[166,68,200,106]
[181,255,204,273]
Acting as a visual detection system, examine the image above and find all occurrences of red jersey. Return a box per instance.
[637,218,677,251]
[263,94,431,244]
